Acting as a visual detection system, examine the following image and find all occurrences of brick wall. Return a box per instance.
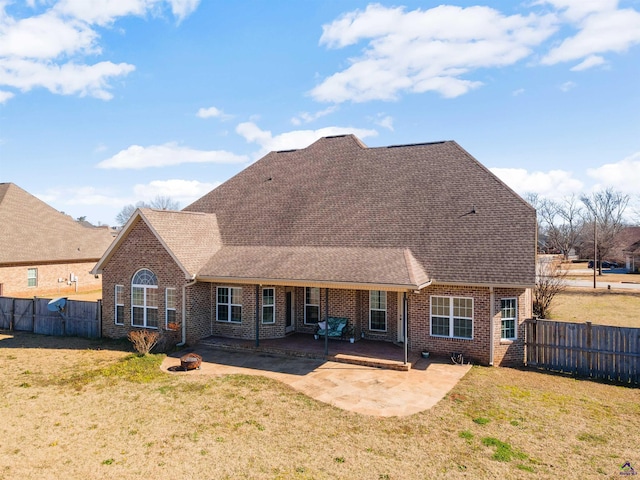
[0,262,102,298]
[407,284,530,366]
[101,219,187,345]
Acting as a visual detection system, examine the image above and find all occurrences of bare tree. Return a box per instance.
[115,196,181,226]
[539,195,584,261]
[581,188,630,275]
[533,257,567,318]
[524,192,548,253]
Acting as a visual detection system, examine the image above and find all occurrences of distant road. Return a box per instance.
[565,279,640,291]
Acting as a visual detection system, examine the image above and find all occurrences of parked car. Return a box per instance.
[588,260,618,269]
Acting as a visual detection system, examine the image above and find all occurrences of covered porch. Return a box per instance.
[198,333,423,371]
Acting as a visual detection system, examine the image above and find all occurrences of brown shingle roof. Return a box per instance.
[93,208,222,278]
[198,246,431,290]
[185,135,536,286]
[0,183,114,265]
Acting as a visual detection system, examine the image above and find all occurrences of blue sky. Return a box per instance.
[1,0,639,225]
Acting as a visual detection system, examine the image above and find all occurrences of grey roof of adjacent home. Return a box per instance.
[0,183,115,266]
[96,135,536,288]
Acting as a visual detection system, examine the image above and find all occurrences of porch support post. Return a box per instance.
[255,284,260,347]
[403,292,408,365]
[324,288,329,356]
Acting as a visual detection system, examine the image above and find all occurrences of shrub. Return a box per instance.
[128,330,160,355]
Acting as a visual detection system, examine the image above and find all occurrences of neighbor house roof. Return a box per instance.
[0,183,115,266]
[185,135,536,287]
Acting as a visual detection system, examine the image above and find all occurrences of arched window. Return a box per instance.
[131,269,158,328]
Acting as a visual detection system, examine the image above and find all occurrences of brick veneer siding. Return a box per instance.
[0,262,102,298]
[407,284,530,366]
[100,219,187,345]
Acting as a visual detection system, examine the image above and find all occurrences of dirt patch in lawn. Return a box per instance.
[1,331,639,479]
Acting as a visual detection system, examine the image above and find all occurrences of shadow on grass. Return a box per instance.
[0,329,133,353]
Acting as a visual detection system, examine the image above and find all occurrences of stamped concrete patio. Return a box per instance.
[162,343,472,417]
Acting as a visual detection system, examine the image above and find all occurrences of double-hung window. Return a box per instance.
[501,298,517,340]
[27,268,37,287]
[305,287,320,324]
[430,296,473,339]
[131,269,158,328]
[262,287,275,324]
[217,287,242,323]
[166,288,177,328]
[369,291,387,331]
[115,285,124,325]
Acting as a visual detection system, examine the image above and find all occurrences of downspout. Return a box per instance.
[489,286,495,366]
[177,275,197,347]
[255,284,260,347]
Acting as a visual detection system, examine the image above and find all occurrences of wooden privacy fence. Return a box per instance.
[525,318,640,385]
[0,296,101,339]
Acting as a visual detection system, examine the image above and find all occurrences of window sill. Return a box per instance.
[430,335,473,341]
[500,339,516,345]
[216,320,242,324]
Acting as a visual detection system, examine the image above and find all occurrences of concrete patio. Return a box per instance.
[162,344,472,417]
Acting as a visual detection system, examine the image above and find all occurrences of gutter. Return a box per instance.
[177,275,197,347]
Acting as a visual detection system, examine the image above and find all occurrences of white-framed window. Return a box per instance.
[217,286,242,323]
[262,287,275,324]
[115,285,124,325]
[501,298,517,340]
[27,268,37,287]
[369,290,387,331]
[430,296,473,339]
[166,288,177,328]
[304,287,320,324]
[131,269,158,328]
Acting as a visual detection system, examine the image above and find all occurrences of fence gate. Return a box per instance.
[0,296,101,339]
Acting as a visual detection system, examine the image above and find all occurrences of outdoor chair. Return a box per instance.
[315,316,350,340]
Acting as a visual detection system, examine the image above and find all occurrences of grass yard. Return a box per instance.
[1,332,639,479]
[548,291,640,327]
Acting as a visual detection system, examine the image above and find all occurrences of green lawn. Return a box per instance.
[1,332,639,479]
[548,291,640,327]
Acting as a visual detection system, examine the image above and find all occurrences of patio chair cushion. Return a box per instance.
[316,317,349,338]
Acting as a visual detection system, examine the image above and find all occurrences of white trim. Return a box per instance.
[429,295,474,340]
[262,287,275,324]
[500,297,518,340]
[369,290,387,332]
[115,284,124,325]
[216,286,242,323]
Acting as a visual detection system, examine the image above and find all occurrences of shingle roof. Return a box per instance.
[0,183,115,265]
[185,135,536,286]
[93,208,222,278]
[198,246,431,290]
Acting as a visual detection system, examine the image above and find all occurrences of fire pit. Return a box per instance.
[180,353,202,371]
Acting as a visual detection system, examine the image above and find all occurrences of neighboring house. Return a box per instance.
[0,183,115,298]
[624,240,640,273]
[92,135,536,366]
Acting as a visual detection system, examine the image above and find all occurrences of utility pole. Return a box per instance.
[593,217,597,289]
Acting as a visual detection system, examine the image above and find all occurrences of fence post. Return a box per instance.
[10,297,15,331]
[586,321,592,378]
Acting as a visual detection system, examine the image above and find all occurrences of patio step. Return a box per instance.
[197,337,418,371]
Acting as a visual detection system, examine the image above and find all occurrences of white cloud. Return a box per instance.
[541,6,640,66]
[0,1,200,100]
[312,4,557,103]
[570,54,606,71]
[0,89,14,103]
[490,167,584,199]
[96,142,248,169]
[587,152,640,194]
[535,0,618,22]
[512,88,525,96]
[291,105,338,125]
[133,178,218,205]
[236,122,378,156]
[37,185,126,208]
[559,80,576,92]
[196,106,231,120]
[373,114,394,131]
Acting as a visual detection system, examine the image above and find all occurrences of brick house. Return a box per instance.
[0,183,115,298]
[93,135,536,366]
